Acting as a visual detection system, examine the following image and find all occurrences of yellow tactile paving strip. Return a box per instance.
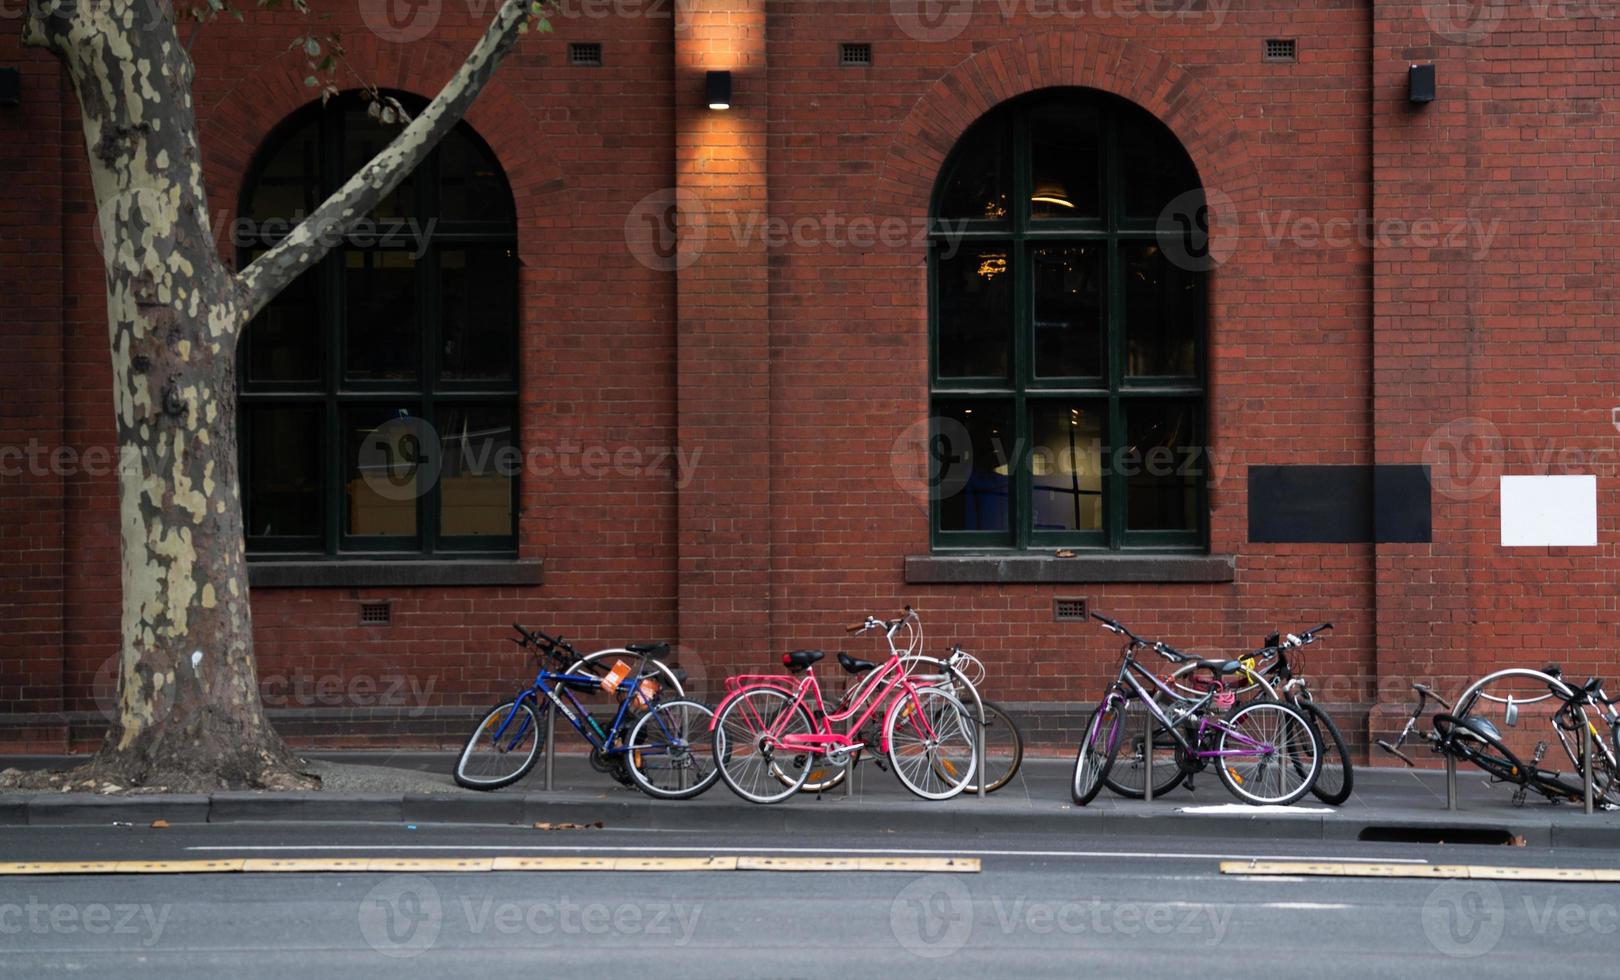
[1221,860,1620,883]
[0,855,979,876]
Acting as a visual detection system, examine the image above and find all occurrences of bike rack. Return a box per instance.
[1142,706,1154,804]
[542,699,556,792]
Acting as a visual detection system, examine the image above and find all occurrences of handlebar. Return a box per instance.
[1090,612,1147,646]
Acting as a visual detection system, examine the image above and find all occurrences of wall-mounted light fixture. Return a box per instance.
[705,70,732,111]
[1408,63,1436,105]
[0,69,19,107]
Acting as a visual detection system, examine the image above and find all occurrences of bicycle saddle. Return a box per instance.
[1193,658,1245,676]
[782,650,825,671]
[837,652,878,675]
[1458,714,1505,742]
[626,642,671,660]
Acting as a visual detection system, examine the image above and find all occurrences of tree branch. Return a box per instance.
[232,0,532,326]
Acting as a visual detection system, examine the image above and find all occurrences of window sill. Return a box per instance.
[904,553,1235,585]
[247,559,543,589]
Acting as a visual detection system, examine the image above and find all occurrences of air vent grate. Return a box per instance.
[840,43,872,67]
[569,42,603,67]
[1263,38,1296,63]
[359,601,392,625]
[1054,597,1088,623]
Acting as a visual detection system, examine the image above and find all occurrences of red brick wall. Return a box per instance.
[4,1,1617,755]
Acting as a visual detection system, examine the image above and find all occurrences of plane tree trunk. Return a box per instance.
[18,0,534,789]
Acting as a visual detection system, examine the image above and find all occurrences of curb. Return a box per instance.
[3,789,1615,849]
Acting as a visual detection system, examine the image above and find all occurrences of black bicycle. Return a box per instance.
[1380,668,1620,808]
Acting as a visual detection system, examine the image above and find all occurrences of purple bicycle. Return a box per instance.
[1073,613,1322,807]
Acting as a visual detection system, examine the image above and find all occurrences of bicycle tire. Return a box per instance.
[886,688,977,800]
[712,687,817,804]
[454,699,544,790]
[1102,696,1187,799]
[562,649,686,700]
[1073,699,1123,806]
[1214,699,1320,806]
[1300,701,1355,806]
[957,700,1024,794]
[625,698,721,800]
[1434,713,1526,784]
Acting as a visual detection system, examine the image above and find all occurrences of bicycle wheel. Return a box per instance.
[885,688,977,800]
[713,687,817,804]
[1102,696,1187,799]
[1300,701,1354,806]
[1554,709,1620,805]
[563,649,686,699]
[454,699,544,790]
[625,699,721,800]
[1072,699,1123,806]
[1434,713,1525,783]
[955,700,1024,795]
[1214,700,1320,806]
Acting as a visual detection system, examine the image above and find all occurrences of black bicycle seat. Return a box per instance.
[626,642,671,660]
[1462,714,1505,742]
[837,653,878,675]
[782,650,825,671]
[1194,658,1245,676]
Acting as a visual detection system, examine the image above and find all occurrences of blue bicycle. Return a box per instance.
[454,625,719,798]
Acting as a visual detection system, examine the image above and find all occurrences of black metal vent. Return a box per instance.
[840,43,872,67]
[1054,597,1088,623]
[1263,39,1296,63]
[569,42,603,67]
[359,601,392,625]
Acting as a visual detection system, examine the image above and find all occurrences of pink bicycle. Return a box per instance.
[709,607,978,803]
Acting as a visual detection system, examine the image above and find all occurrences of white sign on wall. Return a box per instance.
[1500,475,1598,547]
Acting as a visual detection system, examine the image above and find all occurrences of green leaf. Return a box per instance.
[536,17,551,32]
[304,37,321,56]
[304,75,319,87]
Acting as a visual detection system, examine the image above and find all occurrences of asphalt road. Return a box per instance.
[2,822,1618,978]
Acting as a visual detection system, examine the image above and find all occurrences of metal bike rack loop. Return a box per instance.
[1142,706,1154,804]
[1444,668,1583,813]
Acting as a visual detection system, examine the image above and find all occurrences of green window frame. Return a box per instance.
[237,93,520,560]
[928,89,1209,553]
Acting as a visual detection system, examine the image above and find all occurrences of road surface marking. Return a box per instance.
[243,858,371,872]
[189,843,1430,863]
[1223,861,1620,883]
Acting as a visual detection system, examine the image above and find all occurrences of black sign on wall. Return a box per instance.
[1247,465,1432,544]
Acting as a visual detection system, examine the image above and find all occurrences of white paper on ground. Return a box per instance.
[1500,474,1598,547]
[1176,804,1334,815]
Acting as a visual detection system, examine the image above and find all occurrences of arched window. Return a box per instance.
[238,93,518,558]
[929,89,1207,552]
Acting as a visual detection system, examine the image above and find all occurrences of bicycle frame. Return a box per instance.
[712,610,947,756]
[1105,647,1285,764]
[487,655,673,761]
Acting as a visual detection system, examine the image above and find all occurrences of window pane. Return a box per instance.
[341,108,417,220]
[244,249,320,384]
[249,117,320,224]
[1029,403,1104,532]
[1123,243,1199,377]
[1120,113,1200,219]
[1030,104,1101,219]
[933,401,1013,533]
[439,406,515,538]
[1125,402,1199,531]
[344,407,422,537]
[439,134,516,224]
[936,245,1012,379]
[246,406,322,538]
[345,249,419,381]
[936,120,1009,222]
[1032,244,1103,378]
[440,247,516,382]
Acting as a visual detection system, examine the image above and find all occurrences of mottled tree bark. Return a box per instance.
[21,0,532,788]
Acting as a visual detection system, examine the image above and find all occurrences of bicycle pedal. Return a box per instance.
[1531,740,1548,765]
[1512,784,1529,807]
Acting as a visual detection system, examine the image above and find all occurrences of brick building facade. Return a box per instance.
[2,1,1616,756]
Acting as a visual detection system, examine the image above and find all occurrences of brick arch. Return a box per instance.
[874,32,1255,228]
[199,35,568,265]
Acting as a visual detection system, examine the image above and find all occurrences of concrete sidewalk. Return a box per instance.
[2,751,1616,848]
